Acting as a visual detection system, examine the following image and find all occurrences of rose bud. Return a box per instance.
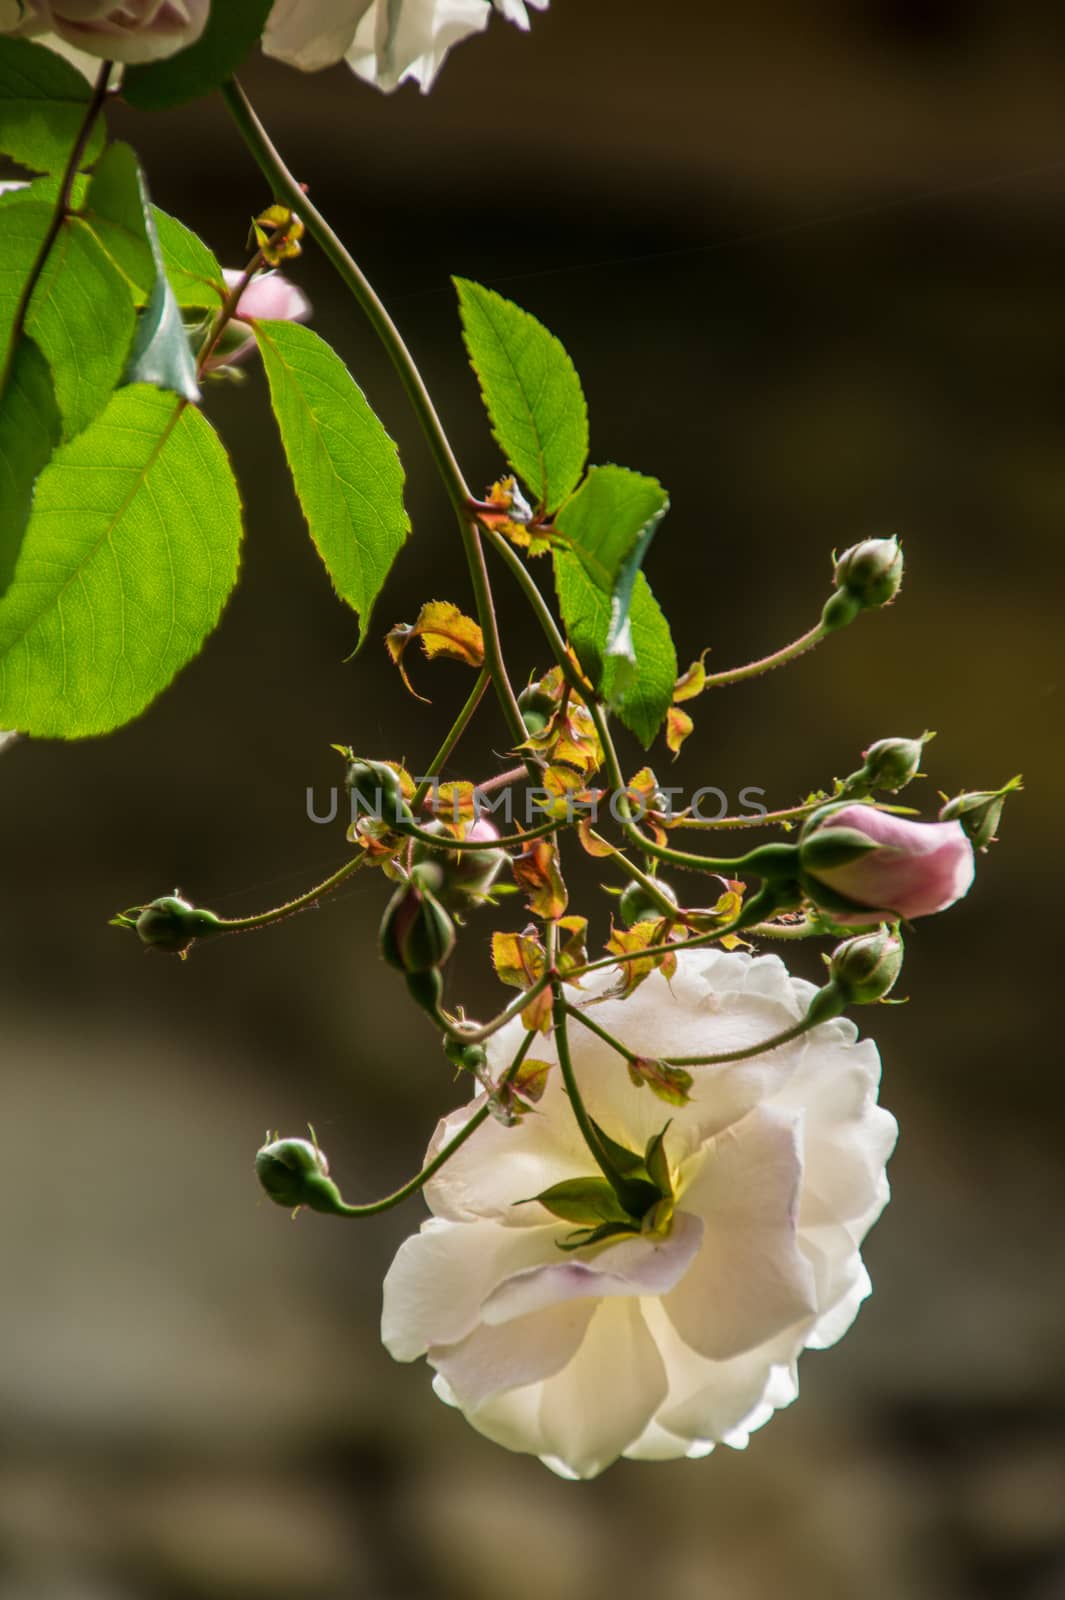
[380,880,456,973]
[517,683,556,736]
[444,1036,488,1074]
[134,894,221,954]
[843,733,931,796]
[939,776,1021,852]
[411,818,505,912]
[822,537,903,630]
[255,1135,345,1214]
[345,758,411,827]
[800,803,974,922]
[826,926,904,1005]
[619,878,678,928]
[202,269,310,373]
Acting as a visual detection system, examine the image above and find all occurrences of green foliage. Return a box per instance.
[122,0,275,109]
[23,202,136,438]
[151,208,225,308]
[555,463,669,688]
[0,38,106,173]
[255,320,410,642]
[455,278,588,512]
[554,552,677,747]
[87,144,199,400]
[0,385,242,738]
[0,338,60,598]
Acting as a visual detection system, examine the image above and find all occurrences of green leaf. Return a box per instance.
[553,551,677,748]
[152,207,225,308]
[0,337,61,599]
[455,277,588,512]
[519,1177,631,1227]
[122,0,274,108]
[555,465,668,592]
[0,37,106,174]
[0,198,50,364]
[255,320,410,641]
[87,143,198,401]
[554,464,669,689]
[0,385,242,738]
[28,213,137,438]
[0,174,88,210]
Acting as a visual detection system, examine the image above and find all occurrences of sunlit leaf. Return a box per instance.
[0,337,60,600]
[553,549,677,748]
[0,37,106,173]
[255,320,409,641]
[455,277,588,512]
[87,142,198,401]
[0,385,242,737]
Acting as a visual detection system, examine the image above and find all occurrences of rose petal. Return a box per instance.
[663,1105,818,1361]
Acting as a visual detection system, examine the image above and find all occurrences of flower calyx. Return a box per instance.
[939,775,1022,851]
[111,892,222,957]
[520,1121,675,1251]
[822,536,904,631]
[255,1133,346,1216]
[841,732,933,797]
[805,925,905,1023]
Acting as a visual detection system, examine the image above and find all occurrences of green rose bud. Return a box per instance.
[825,925,904,1005]
[517,684,556,736]
[444,1035,488,1074]
[380,881,456,973]
[619,878,678,928]
[134,894,222,955]
[939,776,1021,852]
[255,1136,345,1214]
[411,819,506,913]
[345,758,411,827]
[822,537,903,630]
[843,733,931,796]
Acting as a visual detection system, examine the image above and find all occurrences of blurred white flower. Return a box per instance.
[1,0,209,64]
[264,0,547,92]
[382,948,897,1478]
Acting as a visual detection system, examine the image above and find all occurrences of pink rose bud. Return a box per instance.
[800,803,974,922]
[203,269,310,371]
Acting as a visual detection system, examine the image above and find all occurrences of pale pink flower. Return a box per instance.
[382,949,896,1478]
[2,0,209,64]
[803,804,975,923]
[203,269,310,371]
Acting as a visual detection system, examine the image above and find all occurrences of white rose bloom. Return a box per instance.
[1,0,209,64]
[264,0,547,92]
[382,948,897,1479]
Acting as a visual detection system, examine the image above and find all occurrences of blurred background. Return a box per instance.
[2,2,1063,1596]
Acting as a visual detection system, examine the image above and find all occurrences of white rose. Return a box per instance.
[263,0,547,92]
[1,0,210,64]
[382,948,897,1478]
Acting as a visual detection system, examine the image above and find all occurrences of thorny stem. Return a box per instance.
[700,621,829,689]
[440,970,554,1045]
[326,1102,490,1216]
[400,814,561,852]
[565,997,821,1066]
[213,854,367,932]
[0,60,113,399]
